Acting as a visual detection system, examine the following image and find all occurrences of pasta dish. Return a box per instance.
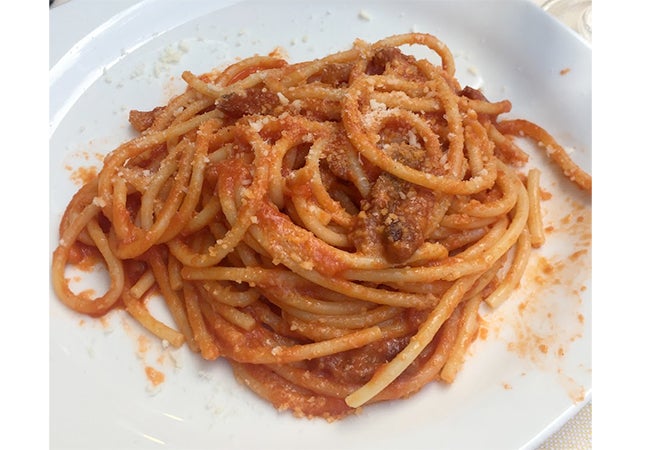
[51,33,591,420]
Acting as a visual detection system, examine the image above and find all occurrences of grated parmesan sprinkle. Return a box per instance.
[358,10,371,21]
[277,92,290,105]
[248,118,267,132]
[363,99,389,127]
[92,196,107,208]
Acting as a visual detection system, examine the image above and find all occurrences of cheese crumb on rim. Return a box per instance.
[358,10,371,21]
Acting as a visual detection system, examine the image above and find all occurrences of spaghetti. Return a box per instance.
[52,33,591,420]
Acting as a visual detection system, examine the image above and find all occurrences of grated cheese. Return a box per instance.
[249,119,264,132]
[363,99,389,127]
[358,10,371,21]
[92,196,107,208]
[277,91,290,105]
[153,41,190,78]
[407,129,421,148]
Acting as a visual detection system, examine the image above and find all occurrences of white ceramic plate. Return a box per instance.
[49,1,592,449]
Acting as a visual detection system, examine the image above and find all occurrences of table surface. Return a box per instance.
[49,1,592,448]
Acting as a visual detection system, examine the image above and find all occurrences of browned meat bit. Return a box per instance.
[459,85,488,102]
[350,124,448,263]
[324,135,358,179]
[365,47,424,81]
[216,86,280,118]
[351,173,440,263]
[324,129,381,184]
[307,63,353,86]
[459,85,511,118]
[308,336,411,385]
[129,106,165,132]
